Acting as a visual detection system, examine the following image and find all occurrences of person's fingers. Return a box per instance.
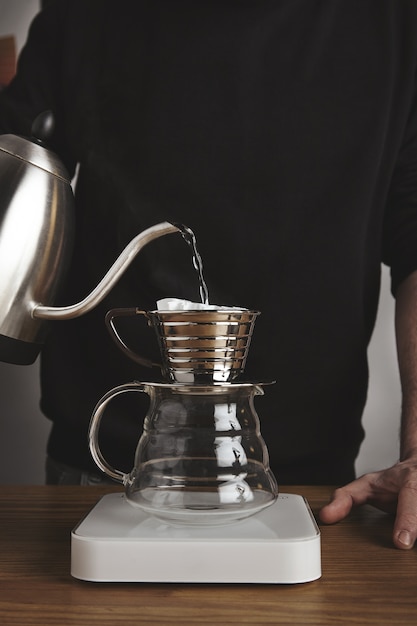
[319,475,375,524]
[392,481,417,549]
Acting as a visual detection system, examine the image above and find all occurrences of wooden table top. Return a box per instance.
[0,485,416,625]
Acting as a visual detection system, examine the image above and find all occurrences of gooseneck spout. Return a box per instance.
[32,221,180,320]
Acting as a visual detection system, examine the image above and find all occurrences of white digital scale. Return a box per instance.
[71,492,321,584]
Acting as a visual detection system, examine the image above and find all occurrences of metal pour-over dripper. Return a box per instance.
[105,305,260,383]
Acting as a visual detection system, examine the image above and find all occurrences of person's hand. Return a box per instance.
[319,458,417,549]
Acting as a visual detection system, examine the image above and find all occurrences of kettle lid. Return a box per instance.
[0,111,70,182]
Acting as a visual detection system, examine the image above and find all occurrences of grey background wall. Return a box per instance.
[0,1,402,483]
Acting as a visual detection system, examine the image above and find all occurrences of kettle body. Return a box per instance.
[0,133,74,364]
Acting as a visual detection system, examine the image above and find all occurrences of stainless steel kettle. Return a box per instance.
[0,112,180,365]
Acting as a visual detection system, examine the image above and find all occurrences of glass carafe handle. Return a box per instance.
[88,381,146,483]
[105,307,161,369]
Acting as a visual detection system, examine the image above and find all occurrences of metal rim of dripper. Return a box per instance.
[104,306,260,381]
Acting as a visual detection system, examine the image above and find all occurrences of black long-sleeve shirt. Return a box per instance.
[1,0,417,483]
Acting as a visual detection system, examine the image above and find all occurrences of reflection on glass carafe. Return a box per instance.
[89,381,278,525]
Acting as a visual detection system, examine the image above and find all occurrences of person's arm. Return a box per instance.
[396,270,417,463]
[320,269,417,549]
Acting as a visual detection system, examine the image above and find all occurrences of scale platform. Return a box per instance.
[71,492,321,584]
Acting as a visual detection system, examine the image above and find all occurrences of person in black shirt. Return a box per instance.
[1,0,417,549]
